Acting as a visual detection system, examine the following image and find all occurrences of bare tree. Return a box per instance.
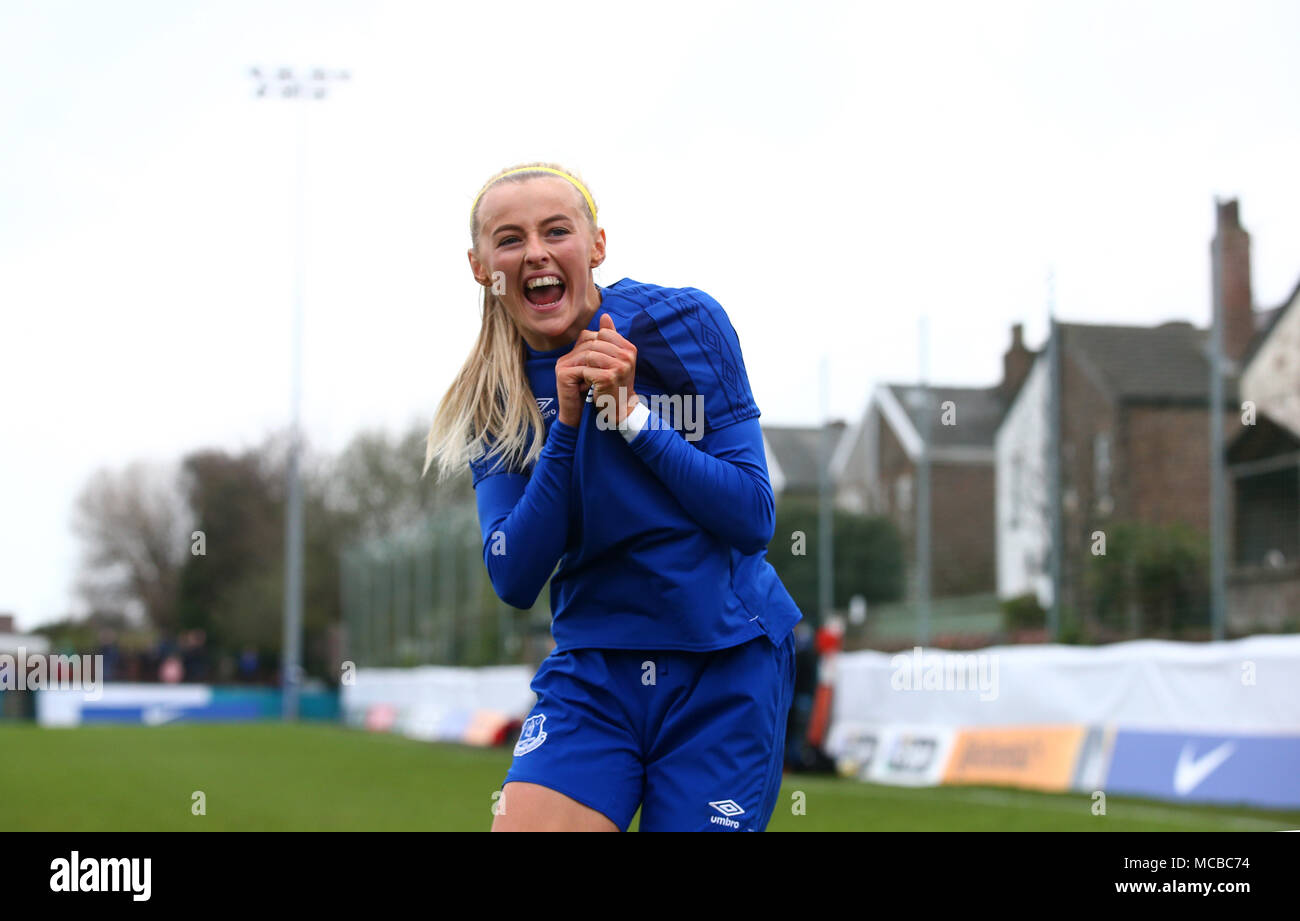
[72,461,193,632]
[324,418,473,541]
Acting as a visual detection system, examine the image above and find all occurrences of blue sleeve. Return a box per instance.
[625,414,775,555]
[471,421,577,609]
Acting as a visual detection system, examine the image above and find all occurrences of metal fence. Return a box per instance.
[340,504,550,668]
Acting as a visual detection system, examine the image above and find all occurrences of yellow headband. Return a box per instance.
[470,167,598,231]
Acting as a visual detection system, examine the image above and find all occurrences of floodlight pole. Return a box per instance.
[250,66,350,720]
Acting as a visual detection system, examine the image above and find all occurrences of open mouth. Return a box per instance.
[524,275,566,309]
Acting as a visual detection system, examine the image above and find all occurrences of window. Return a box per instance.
[1094,432,1112,515]
[895,474,913,513]
[1010,452,1023,528]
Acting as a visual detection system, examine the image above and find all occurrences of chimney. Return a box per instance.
[1213,199,1254,363]
[999,323,1032,402]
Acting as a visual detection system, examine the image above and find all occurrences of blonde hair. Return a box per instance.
[423,162,599,482]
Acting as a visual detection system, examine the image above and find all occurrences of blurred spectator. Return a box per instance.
[180,628,208,683]
[160,655,183,683]
[96,628,120,683]
[239,647,259,684]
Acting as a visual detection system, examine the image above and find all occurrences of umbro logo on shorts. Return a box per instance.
[708,799,745,828]
[515,714,548,756]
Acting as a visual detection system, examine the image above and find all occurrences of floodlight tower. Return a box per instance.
[249,66,350,719]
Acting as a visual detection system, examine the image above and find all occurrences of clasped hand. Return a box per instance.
[554,314,638,428]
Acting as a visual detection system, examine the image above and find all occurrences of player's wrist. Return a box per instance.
[618,390,640,423]
[619,395,651,443]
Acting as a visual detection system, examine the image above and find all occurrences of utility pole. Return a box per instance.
[1209,204,1227,641]
[1046,268,1063,641]
[916,316,932,646]
[817,356,834,628]
[250,66,350,719]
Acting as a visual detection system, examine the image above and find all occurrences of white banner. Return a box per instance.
[343,665,535,745]
[830,635,1300,733]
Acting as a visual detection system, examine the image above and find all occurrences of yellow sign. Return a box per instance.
[943,726,1087,792]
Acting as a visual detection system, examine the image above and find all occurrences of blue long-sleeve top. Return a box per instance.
[469,278,802,652]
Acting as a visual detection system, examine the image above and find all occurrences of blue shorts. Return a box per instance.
[502,631,797,832]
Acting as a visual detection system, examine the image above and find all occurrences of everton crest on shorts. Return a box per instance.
[514,714,548,756]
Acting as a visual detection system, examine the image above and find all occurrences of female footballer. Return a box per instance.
[424,162,802,832]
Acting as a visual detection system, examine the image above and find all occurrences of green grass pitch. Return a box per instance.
[2,723,1295,831]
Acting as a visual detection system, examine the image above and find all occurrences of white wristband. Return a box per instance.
[620,400,652,443]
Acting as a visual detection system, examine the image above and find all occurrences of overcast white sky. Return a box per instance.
[3,0,1299,630]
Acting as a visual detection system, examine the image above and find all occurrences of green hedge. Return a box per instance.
[1000,592,1046,632]
[1086,521,1210,634]
[766,497,904,623]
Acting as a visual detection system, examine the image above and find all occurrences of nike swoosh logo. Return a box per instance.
[142,705,181,726]
[1173,741,1235,795]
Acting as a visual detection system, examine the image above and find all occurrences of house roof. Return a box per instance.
[1226,410,1300,465]
[762,423,845,492]
[1255,303,1284,332]
[1240,272,1300,370]
[1061,321,1240,405]
[884,383,1006,449]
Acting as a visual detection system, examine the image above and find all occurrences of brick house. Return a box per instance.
[996,200,1273,628]
[831,327,1034,597]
